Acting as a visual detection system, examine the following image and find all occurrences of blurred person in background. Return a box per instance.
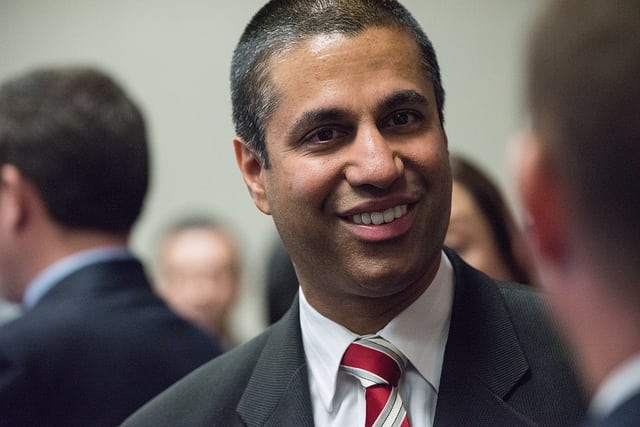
[265,234,299,325]
[515,0,640,426]
[0,66,221,426]
[154,216,242,349]
[445,153,533,284]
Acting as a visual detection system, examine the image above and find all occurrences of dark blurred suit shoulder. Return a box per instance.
[0,258,222,427]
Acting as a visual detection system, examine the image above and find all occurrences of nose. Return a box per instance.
[345,127,404,189]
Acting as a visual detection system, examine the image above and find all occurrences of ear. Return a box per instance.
[514,132,569,266]
[233,137,271,215]
[0,164,30,232]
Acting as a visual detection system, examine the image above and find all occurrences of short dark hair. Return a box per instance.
[527,0,640,276]
[450,154,531,284]
[230,0,445,167]
[0,67,149,233]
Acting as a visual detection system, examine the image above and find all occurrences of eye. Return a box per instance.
[301,127,347,145]
[317,128,336,141]
[380,110,423,129]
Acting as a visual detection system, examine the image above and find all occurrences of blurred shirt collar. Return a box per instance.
[590,352,640,419]
[23,245,133,310]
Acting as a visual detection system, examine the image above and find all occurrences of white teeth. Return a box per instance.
[383,208,395,223]
[371,212,384,225]
[351,204,408,225]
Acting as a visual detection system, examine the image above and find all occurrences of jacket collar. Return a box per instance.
[236,249,535,427]
[237,297,314,427]
[434,249,534,426]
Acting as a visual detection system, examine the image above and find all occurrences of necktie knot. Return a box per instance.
[341,335,408,388]
[341,335,411,427]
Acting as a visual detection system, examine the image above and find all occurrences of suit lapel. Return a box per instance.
[235,253,538,426]
[237,297,314,427]
[434,251,535,427]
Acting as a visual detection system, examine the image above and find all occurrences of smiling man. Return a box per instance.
[124,1,586,426]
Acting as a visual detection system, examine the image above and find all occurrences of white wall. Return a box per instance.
[0,0,544,342]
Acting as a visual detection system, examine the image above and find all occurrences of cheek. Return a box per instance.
[268,157,337,209]
[407,137,451,186]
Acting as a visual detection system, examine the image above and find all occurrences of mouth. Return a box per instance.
[350,204,408,225]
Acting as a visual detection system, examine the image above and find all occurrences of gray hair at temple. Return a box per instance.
[230,0,445,168]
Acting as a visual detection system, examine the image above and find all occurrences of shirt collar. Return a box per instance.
[299,250,454,414]
[590,352,640,418]
[23,245,133,309]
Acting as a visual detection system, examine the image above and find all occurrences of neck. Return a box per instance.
[301,258,440,335]
[552,275,640,397]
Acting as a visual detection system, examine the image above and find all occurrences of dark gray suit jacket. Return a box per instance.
[0,258,222,427]
[123,251,587,426]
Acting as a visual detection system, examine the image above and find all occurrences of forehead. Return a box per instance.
[163,228,234,256]
[264,26,431,122]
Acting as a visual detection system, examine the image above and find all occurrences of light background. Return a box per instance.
[0,0,544,342]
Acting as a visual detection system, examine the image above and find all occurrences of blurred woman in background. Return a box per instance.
[445,153,534,284]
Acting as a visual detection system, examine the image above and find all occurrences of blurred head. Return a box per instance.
[230,0,445,168]
[522,0,640,292]
[516,0,640,394]
[155,217,241,338]
[446,154,532,283]
[0,66,148,302]
[0,66,149,234]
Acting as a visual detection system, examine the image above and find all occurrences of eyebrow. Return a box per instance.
[288,108,352,142]
[378,90,430,113]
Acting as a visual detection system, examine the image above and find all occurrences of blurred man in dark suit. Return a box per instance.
[515,1,640,426]
[0,66,222,426]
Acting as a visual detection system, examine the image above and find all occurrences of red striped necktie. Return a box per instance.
[341,335,411,427]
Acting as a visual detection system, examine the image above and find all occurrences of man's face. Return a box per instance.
[239,27,451,310]
[156,228,239,335]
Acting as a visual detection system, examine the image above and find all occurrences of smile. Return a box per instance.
[351,204,408,225]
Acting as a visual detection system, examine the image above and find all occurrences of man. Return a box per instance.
[514,1,640,426]
[124,1,586,426]
[0,67,222,426]
[154,216,242,348]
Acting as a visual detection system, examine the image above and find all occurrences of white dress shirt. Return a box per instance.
[590,353,640,419]
[300,251,454,427]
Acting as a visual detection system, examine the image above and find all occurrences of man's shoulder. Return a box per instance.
[448,249,547,318]
[0,305,62,356]
[122,327,275,426]
[492,280,559,334]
